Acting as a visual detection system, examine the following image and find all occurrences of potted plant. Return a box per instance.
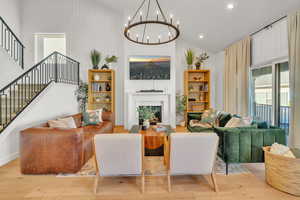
[195,52,209,70]
[102,55,118,70]
[185,49,195,70]
[176,94,187,126]
[74,81,89,112]
[137,107,155,130]
[90,50,101,70]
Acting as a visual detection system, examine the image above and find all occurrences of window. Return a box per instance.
[34,33,66,63]
[250,61,290,133]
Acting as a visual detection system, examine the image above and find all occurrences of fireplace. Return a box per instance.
[138,106,162,125]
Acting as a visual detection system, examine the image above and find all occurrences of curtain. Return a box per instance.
[224,37,251,116]
[288,11,300,148]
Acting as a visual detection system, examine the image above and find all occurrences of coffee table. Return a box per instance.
[130,125,174,156]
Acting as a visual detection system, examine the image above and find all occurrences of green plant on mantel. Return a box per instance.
[105,55,118,65]
[137,107,155,121]
[185,49,195,69]
[90,50,101,69]
[74,81,88,112]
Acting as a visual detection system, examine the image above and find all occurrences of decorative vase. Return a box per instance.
[94,74,100,81]
[143,119,150,129]
[105,83,111,91]
[188,65,193,70]
[195,62,201,70]
[93,65,99,70]
[101,64,109,70]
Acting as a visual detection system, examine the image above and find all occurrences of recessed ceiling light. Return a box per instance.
[227,3,234,10]
[199,34,204,39]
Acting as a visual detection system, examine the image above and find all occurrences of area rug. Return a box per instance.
[57,156,250,177]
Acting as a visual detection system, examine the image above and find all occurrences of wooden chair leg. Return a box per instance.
[211,173,219,192]
[141,171,145,193]
[94,174,100,194]
[167,171,171,192]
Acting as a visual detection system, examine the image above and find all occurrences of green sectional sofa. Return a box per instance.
[187,112,287,174]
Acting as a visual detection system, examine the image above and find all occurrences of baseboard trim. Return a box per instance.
[0,152,19,167]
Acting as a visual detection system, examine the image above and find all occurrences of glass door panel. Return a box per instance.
[278,62,290,133]
[251,66,273,125]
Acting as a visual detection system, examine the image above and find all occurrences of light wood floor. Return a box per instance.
[0,126,298,200]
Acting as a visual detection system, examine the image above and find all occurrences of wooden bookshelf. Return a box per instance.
[88,69,115,112]
[184,70,210,123]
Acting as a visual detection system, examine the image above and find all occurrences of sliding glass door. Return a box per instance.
[250,61,290,133]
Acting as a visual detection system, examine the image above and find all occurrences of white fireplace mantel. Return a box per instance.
[125,92,173,129]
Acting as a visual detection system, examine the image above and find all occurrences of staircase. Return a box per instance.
[0,16,24,69]
[0,52,80,133]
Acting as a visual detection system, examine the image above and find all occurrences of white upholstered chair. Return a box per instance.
[93,134,144,194]
[166,132,219,192]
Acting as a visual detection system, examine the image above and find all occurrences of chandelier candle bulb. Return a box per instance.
[140,12,143,21]
[158,35,161,42]
[136,34,139,41]
[147,36,150,43]
[170,14,173,24]
[177,21,180,28]
[156,10,159,20]
[128,16,131,24]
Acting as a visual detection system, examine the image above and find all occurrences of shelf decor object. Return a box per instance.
[184,70,210,122]
[88,69,115,112]
[124,0,180,45]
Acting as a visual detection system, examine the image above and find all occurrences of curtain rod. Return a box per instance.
[250,15,287,36]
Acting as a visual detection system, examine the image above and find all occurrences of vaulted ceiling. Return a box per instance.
[98,0,300,52]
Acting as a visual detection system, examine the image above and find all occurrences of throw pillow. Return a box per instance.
[201,109,219,125]
[48,117,76,129]
[87,108,103,122]
[225,117,247,128]
[216,112,232,127]
[83,110,101,126]
[189,120,212,128]
[270,143,296,158]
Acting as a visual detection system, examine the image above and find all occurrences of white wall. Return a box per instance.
[0,0,24,88]
[21,0,125,125]
[0,83,78,166]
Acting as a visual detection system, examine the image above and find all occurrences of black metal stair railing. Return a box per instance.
[0,51,80,133]
[0,16,25,69]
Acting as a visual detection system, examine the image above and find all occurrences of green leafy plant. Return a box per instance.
[176,94,187,115]
[185,49,195,67]
[105,55,118,64]
[196,52,209,64]
[90,50,101,69]
[137,107,155,121]
[74,81,89,112]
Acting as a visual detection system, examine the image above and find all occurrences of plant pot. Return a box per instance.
[143,119,150,129]
[195,62,202,70]
[101,64,109,70]
[93,65,99,70]
[188,65,193,70]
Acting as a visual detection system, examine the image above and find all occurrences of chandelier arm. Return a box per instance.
[155,0,168,22]
[142,0,151,42]
[132,0,147,22]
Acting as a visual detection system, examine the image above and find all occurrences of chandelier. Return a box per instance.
[124,0,180,45]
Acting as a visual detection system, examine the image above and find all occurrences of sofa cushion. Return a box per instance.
[217,112,232,127]
[83,121,113,135]
[201,109,219,125]
[251,120,269,129]
[83,111,101,126]
[48,117,76,129]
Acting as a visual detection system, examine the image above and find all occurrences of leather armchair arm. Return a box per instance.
[20,127,85,174]
[102,112,115,125]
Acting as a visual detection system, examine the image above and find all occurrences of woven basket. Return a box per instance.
[263,146,300,196]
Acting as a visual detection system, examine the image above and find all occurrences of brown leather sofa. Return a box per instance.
[20,112,114,174]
